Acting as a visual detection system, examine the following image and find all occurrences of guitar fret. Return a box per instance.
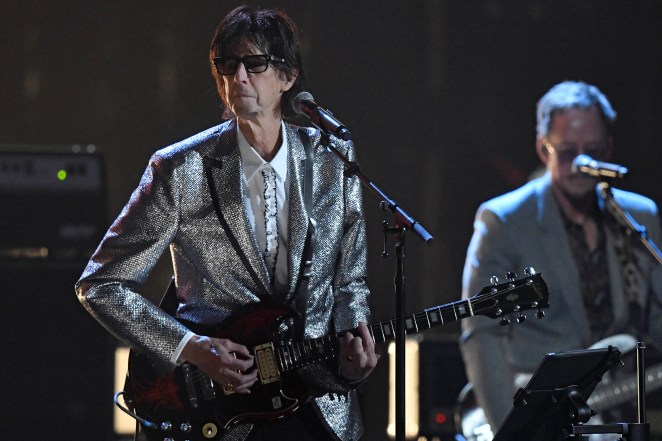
[405,316,418,333]
[439,307,455,323]
[286,346,292,370]
[287,343,299,367]
[383,321,393,339]
[415,312,430,331]
[427,307,443,325]
[423,310,431,329]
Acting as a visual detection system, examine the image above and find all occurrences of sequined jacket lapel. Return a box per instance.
[199,121,311,304]
[199,119,272,300]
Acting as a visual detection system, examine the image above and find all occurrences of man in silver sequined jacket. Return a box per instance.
[76,6,378,441]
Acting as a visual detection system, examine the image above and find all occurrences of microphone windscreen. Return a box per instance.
[571,154,592,174]
[292,91,314,115]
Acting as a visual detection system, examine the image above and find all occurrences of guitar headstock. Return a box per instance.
[470,268,549,326]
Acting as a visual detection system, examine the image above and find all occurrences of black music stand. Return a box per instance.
[492,346,622,441]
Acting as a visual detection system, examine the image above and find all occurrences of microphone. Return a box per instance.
[292,91,352,141]
[572,154,628,179]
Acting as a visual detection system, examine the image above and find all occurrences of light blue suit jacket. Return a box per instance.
[459,172,662,430]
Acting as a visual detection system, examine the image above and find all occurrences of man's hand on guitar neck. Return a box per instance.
[180,335,258,394]
[339,322,380,383]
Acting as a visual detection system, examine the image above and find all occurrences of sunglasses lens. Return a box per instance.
[243,56,269,73]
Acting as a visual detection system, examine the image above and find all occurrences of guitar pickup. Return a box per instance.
[254,343,280,384]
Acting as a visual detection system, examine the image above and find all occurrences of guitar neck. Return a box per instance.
[275,272,548,374]
[588,363,662,412]
[276,299,475,373]
[368,298,474,344]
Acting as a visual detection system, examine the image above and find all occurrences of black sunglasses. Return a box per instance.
[212,54,285,76]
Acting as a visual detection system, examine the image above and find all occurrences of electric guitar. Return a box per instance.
[125,271,549,441]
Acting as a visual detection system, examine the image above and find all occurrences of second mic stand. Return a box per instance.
[320,133,433,441]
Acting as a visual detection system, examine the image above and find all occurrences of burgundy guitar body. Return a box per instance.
[128,303,307,441]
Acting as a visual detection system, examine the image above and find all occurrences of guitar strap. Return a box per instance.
[609,218,645,334]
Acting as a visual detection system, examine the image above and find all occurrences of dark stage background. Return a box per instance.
[2,1,662,440]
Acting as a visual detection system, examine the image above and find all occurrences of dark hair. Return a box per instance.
[536,81,617,138]
[209,5,305,119]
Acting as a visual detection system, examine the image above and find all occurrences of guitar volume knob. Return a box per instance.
[499,317,511,327]
[160,421,172,431]
[202,422,218,439]
[490,275,499,285]
[180,422,192,433]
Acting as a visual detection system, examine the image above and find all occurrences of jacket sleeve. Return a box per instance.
[459,204,520,431]
[330,140,371,332]
[75,151,190,369]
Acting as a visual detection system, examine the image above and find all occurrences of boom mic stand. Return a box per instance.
[320,133,433,441]
[598,181,662,266]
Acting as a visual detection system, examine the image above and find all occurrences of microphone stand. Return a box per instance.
[319,133,433,441]
[598,182,662,266]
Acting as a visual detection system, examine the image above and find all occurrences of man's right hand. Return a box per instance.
[181,335,258,394]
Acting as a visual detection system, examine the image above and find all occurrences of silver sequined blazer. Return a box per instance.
[76,120,371,441]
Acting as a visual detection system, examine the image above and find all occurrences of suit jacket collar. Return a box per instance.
[283,123,309,302]
[200,119,311,303]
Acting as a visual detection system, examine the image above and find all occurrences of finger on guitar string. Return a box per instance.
[218,365,259,394]
[338,322,380,381]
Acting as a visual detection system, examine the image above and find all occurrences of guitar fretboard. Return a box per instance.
[370,298,474,343]
[275,298,475,373]
[274,272,548,374]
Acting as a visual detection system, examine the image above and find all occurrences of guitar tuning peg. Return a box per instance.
[536,309,545,319]
[506,271,517,281]
[516,313,526,323]
[499,317,511,327]
[524,267,536,276]
[490,275,499,285]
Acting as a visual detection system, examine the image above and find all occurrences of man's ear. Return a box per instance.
[280,69,298,93]
[536,137,550,165]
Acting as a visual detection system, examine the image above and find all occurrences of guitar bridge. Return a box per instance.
[255,343,280,384]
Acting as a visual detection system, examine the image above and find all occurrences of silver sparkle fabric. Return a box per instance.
[75,120,371,441]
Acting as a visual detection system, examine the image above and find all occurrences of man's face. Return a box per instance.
[537,105,613,200]
[220,40,295,121]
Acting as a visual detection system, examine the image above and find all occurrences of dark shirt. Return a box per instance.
[562,213,614,342]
